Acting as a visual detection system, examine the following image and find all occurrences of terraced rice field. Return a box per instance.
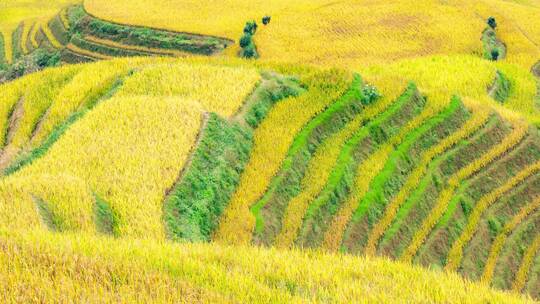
[1,0,540,302]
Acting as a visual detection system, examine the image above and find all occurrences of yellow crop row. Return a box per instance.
[364,102,491,256]
[116,62,261,117]
[20,21,32,54]
[0,229,533,303]
[1,29,13,63]
[512,234,540,293]
[59,7,71,30]
[482,196,540,284]
[11,96,204,239]
[29,20,40,48]
[445,160,540,272]
[401,118,528,263]
[214,69,352,245]
[85,35,191,57]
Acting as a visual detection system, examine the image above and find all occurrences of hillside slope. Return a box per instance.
[0,57,538,301]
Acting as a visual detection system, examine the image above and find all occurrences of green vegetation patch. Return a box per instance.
[0,32,5,66]
[11,22,24,61]
[163,114,253,242]
[94,193,119,236]
[489,71,512,103]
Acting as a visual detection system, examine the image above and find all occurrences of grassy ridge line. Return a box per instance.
[48,13,70,46]
[513,234,540,293]
[401,118,529,263]
[0,32,5,64]
[342,98,464,253]
[274,115,364,248]
[71,4,232,56]
[70,35,149,58]
[214,69,352,245]
[3,74,126,176]
[482,196,540,284]
[11,23,24,61]
[364,101,491,255]
[85,35,190,57]
[445,160,540,272]
[250,74,364,238]
[1,229,534,303]
[66,43,110,60]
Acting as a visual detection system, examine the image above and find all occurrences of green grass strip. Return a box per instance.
[350,98,462,223]
[164,114,253,242]
[250,74,365,233]
[94,193,119,236]
[0,32,5,65]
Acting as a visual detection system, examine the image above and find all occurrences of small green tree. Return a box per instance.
[487,17,497,29]
[262,15,271,25]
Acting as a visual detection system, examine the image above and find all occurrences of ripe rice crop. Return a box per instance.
[0,228,534,303]
[10,96,203,239]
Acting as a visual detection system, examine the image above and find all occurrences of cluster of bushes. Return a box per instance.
[362,83,382,105]
[239,15,271,59]
[483,17,504,61]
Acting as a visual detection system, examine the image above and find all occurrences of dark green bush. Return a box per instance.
[362,84,382,105]
[487,17,497,29]
[239,34,252,48]
[244,21,258,35]
[262,16,271,25]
